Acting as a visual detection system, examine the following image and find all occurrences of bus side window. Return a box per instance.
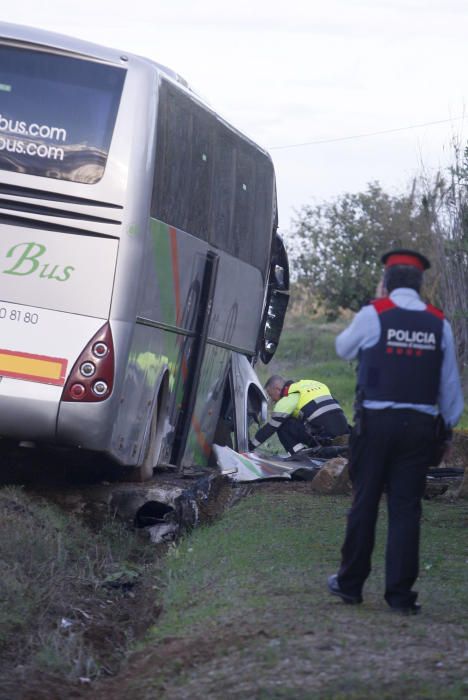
[156,92,192,232]
[210,130,235,250]
[189,105,213,241]
[232,145,255,262]
[152,79,274,275]
[252,158,274,272]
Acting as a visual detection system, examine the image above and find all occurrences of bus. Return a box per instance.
[0,22,289,480]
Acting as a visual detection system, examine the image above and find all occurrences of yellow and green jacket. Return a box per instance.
[251,379,344,447]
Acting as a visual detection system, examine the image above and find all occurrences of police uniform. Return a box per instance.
[251,379,349,454]
[332,250,464,611]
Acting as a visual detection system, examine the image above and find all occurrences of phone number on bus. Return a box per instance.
[0,307,39,324]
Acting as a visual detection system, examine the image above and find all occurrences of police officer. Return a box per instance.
[249,375,349,456]
[328,249,464,614]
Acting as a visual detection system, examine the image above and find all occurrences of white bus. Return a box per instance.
[0,23,289,479]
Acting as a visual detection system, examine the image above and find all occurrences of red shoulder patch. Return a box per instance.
[425,303,444,320]
[371,298,397,314]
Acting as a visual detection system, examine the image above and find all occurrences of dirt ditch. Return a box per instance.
[0,434,467,700]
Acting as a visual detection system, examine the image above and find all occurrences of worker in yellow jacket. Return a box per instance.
[249,375,349,456]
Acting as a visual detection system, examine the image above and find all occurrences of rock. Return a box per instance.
[310,457,351,495]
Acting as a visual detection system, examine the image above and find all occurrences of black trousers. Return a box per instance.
[338,409,436,608]
[277,417,314,453]
[277,410,349,454]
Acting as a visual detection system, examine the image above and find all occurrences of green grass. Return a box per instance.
[150,494,468,637]
[134,491,468,698]
[259,319,468,430]
[0,486,161,688]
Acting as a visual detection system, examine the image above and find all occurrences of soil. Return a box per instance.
[2,436,467,700]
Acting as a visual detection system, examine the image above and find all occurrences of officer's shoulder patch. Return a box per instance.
[371,298,396,314]
[425,303,444,320]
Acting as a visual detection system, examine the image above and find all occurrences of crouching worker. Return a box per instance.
[249,375,349,456]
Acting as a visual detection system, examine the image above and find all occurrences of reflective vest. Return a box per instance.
[357,298,444,404]
[286,380,342,422]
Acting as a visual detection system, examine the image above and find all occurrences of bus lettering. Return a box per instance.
[56,265,75,282]
[3,242,75,281]
[4,242,46,275]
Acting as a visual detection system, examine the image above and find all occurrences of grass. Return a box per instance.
[114,488,468,699]
[0,486,161,695]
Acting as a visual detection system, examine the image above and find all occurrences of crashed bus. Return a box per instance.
[0,23,289,479]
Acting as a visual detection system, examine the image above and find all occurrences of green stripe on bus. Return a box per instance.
[150,219,177,325]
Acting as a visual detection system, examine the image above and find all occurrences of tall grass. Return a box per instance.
[0,486,160,688]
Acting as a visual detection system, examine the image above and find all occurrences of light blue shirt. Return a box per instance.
[335,288,464,427]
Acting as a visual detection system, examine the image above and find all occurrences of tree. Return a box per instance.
[420,146,468,375]
[287,181,434,319]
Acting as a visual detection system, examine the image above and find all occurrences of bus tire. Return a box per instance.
[133,376,169,482]
[137,410,159,481]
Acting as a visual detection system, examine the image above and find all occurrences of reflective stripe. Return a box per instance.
[291,442,307,453]
[288,380,332,416]
[313,394,333,403]
[306,403,340,421]
[251,437,261,447]
[271,411,289,426]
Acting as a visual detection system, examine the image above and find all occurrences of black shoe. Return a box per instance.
[327,574,363,604]
[389,603,421,616]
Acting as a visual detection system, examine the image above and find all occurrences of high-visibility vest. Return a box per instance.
[286,380,338,420]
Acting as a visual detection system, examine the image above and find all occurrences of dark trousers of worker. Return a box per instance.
[277,417,313,453]
[337,409,436,608]
[277,411,349,454]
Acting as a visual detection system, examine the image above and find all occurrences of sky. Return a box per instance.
[2,0,468,236]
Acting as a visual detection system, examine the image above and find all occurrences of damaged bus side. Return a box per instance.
[0,23,289,479]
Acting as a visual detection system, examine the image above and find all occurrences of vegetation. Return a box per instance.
[286,149,468,378]
[0,487,161,697]
[287,181,436,319]
[99,489,468,699]
[420,146,468,372]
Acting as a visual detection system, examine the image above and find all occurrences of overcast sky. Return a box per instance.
[3,0,468,235]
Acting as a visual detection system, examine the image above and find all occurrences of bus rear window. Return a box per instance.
[0,45,125,184]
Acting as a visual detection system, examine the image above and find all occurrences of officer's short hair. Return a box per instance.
[264,375,285,391]
[384,264,423,293]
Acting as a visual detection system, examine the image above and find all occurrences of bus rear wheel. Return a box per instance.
[131,379,168,482]
[136,410,159,481]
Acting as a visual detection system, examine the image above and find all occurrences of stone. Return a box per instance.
[310,457,351,495]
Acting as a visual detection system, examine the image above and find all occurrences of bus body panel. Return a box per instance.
[107,321,182,466]
[182,342,232,467]
[55,319,131,452]
[141,220,265,352]
[0,225,118,317]
[0,381,60,440]
[0,310,108,441]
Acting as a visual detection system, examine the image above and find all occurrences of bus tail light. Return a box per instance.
[62,323,114,402]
